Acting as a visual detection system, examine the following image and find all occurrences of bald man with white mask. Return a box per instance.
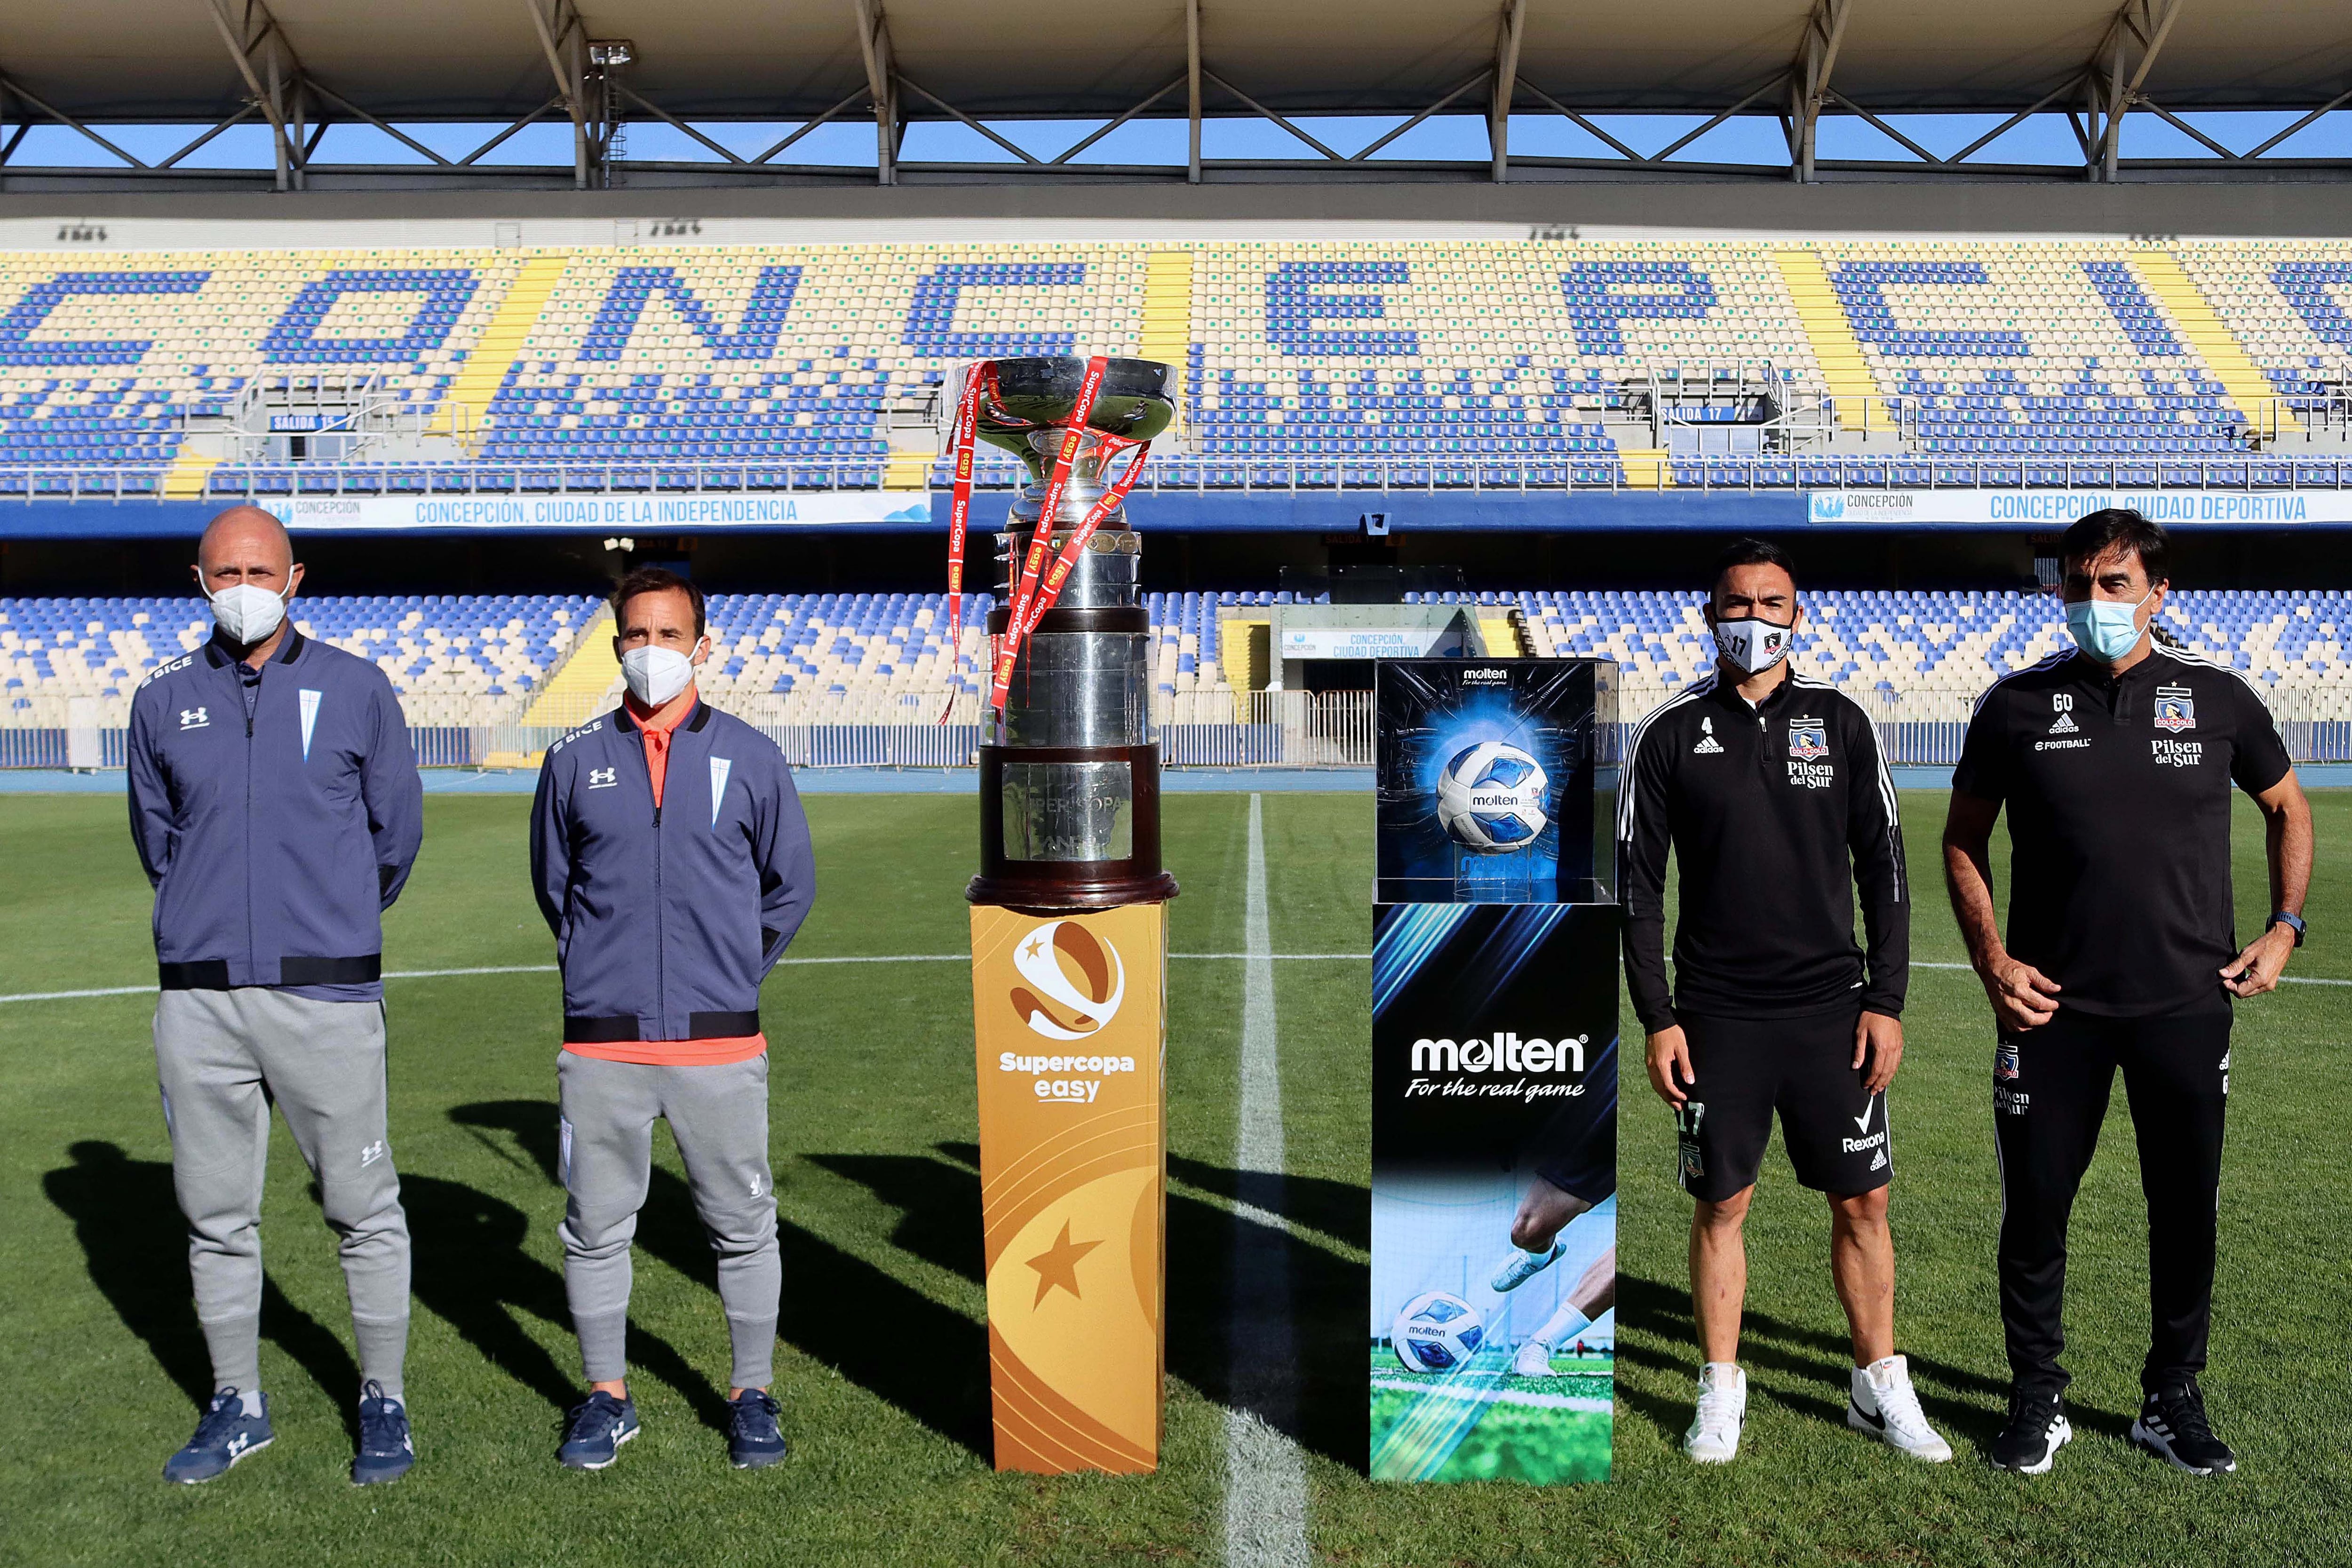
[127,507,424,1486]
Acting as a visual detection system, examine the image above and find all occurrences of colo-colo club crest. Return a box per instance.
[1788,718,1830,761]
[2154,685,2197,732]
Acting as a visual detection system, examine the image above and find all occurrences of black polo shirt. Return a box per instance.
[1952,645,2291,1018]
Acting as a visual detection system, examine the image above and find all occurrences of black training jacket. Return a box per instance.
[1618,671,1909,1032]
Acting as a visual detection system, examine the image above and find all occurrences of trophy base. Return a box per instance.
[966,869,1182,912]
[969,743,1177,911]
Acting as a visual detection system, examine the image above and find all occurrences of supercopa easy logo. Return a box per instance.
[1010,919,1126,1042]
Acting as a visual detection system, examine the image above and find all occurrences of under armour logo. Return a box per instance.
[358,1140,387,1169]
[587,767,618,789]
[178,707,209,730]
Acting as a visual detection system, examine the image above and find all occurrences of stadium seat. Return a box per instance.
[9,239,2347,489]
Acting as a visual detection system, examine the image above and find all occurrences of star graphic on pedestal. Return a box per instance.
[1021,934,1049,962]
[1025,1220,1102,1307]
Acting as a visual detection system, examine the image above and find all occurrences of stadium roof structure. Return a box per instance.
[2,0,2349,190]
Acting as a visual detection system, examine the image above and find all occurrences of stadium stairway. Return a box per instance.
[1476,609,1527,656]
[1614,448,1674,488]
[445,251,572,454]
[1774,248,1877,431]
[1138,249,1195,402]
[514,605,619,733]
[161,451,218,499]
[2130,250,2298,436]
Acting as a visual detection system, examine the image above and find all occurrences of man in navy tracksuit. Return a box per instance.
[127,505,424,1487]
[530,567,815,1472]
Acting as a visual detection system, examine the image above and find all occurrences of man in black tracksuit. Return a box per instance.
[1621,539,1947,1466]
[1946,509,2311,1479]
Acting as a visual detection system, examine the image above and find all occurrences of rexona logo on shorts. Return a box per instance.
[1406,1031,1591,1100]
[1009,919,1126,1042]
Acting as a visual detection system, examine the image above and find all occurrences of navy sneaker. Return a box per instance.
[164,1389,274,1485]
[352,1380,415,1486]
[727,1389,788,1470]
[557,1391,639,1471]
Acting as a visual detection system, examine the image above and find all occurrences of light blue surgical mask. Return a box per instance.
[2065,589,2151,664]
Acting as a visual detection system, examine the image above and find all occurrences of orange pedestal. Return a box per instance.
[969,902,1168,1473]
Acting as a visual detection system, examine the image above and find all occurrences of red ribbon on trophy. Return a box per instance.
[939,366,986,724]
[943,354,1157,717]
[1017,436,1152,642]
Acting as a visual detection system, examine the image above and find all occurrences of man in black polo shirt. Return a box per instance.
[1623,539,1948,1466]
[1945,509,2312,1478]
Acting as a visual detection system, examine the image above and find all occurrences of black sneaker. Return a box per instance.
[1990,1386,2072,1475]
[2132,1381,2237,1475]
[352,1380,414,1486]
[727,1389,788,1470]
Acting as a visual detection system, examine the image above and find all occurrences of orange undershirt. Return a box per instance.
[632,685,693,807]
[563,685,767,1067]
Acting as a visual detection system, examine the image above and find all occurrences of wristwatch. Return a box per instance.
[2268,910,2307,947]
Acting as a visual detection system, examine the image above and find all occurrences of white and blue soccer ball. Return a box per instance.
[1434,740,1549,852]
[1391,1291,1486,1373]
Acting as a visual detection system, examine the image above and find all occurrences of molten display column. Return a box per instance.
[1369,658,1622,1485]
[965,356,1176,1474]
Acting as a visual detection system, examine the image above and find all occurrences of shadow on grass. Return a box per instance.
[1614,1268,2114,1452]
[44,1140,360,1438]
[1167,1152,1370,1253]
[452,1098,988,1457]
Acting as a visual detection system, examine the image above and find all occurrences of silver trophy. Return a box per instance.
[963,355,1178,907]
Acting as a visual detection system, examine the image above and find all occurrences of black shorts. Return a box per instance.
[1672,1006,1891,1202]
[1528,1032,1619,1205]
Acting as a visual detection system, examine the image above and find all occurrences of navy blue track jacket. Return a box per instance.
[127,627,424,997]
[530,698,815,1053]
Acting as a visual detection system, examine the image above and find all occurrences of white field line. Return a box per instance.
[0,950,1376,1007]
[1224,795,1310,1568]
[16,954,2344,1007]
[1368,1377,1613,1414]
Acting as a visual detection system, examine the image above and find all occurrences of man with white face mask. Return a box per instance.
[529,567,814,1472]
[1620,539,1943,1467]
[127,506,423,1486]
[1945,509,2310,1478]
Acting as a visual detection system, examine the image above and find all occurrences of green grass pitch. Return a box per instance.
[4,786,2349,1566]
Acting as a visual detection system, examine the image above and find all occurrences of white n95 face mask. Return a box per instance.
[207,582,289,645]
[1712,615,1794,676]
[621,645,696,707]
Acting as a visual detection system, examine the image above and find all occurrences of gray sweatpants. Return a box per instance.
[154,988,412,1400]
[556,1051,779,1391]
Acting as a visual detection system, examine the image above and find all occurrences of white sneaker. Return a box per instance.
[1489,1240,1565,1293]
[1511,1339,1555,1378]
[1684,1362,1746,1464]
[1849,1354,1953,1463]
